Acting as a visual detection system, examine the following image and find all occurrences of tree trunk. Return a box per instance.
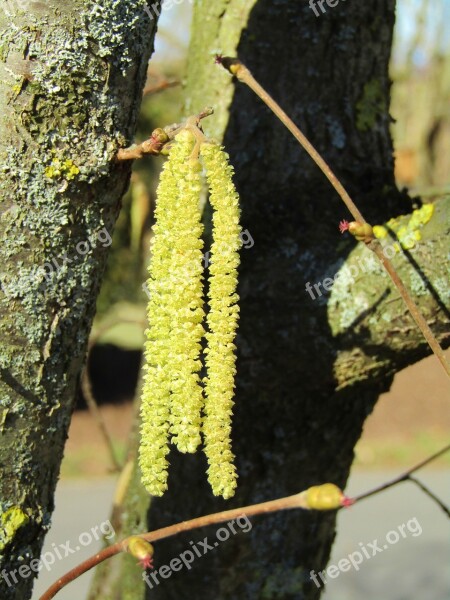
[85,2,447,599]
[136,1,448,599]
[0,2,158,598]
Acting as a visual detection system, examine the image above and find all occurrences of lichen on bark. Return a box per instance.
[0,2,158,598]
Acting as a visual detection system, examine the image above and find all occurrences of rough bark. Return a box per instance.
[139,1,448,599]
[0,2,158,598]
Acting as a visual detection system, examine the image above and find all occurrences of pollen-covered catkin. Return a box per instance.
[166,135,205,454]
[139,132,242,499]
[200,142,241,499]
[139,130,205,496]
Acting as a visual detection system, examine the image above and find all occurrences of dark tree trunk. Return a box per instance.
[0,2,158,598]
[139,1,448,599]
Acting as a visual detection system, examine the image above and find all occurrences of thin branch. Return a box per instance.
[39,487,345,600]
[215,57,365,223]
[216,56,450,378]
[115,107,214,161]
[80,366,122,472]
[407,475,450,518]
[143,79,180,96]
[40,444,450,599]
[353,443,450,503]
[369,241,450,377]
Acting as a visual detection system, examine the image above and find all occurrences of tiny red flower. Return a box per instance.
[127,536,155,571]
[339,220,350,233]
[341,495,355,508]
[138,555,154,570]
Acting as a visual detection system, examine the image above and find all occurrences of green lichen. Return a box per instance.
[0,507,29,551]
[329,199,449,338]
[44,155,80,181]
[260,564,304,598]
[356,78,385,131]
[373,203,436,250]
[86,0,151,75]
[0,0,154,383]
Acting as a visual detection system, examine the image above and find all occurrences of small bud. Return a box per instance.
[305,483,350,510]
[127,536,154,570]
[215,55,243,76]
[341,221,374,243]
[151,128,170,145]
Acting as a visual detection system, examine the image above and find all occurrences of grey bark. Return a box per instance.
[0,2,158,598]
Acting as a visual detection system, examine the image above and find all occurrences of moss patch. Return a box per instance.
[356,78,386,131]
[0,507,29,551]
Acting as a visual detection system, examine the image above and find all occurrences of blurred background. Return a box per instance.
[33,1,449,598]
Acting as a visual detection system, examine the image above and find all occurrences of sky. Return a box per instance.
[394,0,450,65]
[151,0,450,66]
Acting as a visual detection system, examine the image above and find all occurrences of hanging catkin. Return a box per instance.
[139,130,241,499]
[139,130,205,496]
[200,142,241,499]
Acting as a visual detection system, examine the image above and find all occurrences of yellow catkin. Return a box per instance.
[166,136,205,454]
[139,130,205,495]
[200,142,241,499]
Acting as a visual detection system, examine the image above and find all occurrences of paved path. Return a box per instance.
[322,470,450,600]
[32,470,449,599]
[32,478,117,600]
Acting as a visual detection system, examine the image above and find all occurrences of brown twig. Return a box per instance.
[143,79,180,96]
[115,107,214,161]
[407,475,450,518]
[353,443,450,503]
[369,241,450,377]
[216,56,450,378]
[39,487,341,600]
[115,128,170,161]
[216,57,365,223]
[40,443,450,599]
